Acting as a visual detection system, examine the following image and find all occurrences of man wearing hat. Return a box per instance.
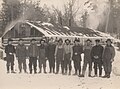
[5,38,16,73]
[79,39,93,77]
[91,39,104,77]
[47,38,56,73]
[63,39,73,75]
[55,38,65,74]
[28,39,39,74]
[102,39,115,78]
[38,39,48,74]
[72,39,83,76]
[16,39,27,73]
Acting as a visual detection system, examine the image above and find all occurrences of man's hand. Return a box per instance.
[16,57,18,60]
[111,59,114,62]
[9,53,13,55]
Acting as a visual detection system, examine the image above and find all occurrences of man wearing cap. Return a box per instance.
[91,39,104,77]
[55,38,65,74]
[79,39,93,77]
[102,39,115,78]
[16,39,27,73]
[47,38,56,73]
[63,39,73,75]
[38,39,48,74]
[72,39,83,76]
[28,39,39,74]
[5,39,16,73]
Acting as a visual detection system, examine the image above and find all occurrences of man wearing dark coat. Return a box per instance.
[28,39,39,74]
[102,39,115,78]
[72,39,83,76]
[16,39,27,73]
[47,39,56,73]
[38,39,48,74]
[5,38,16,73]
[91,39,104,77]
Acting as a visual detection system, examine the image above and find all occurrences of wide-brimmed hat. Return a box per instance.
[95,39,100,42]
[106,39,112,43]
[19,38,24,41]
[58,38,63,43]
[40,39,46,43]
[65,39,71,43]
[74,39,80,43]
[8,38,13,42]
[31,39,36,42]
[86,39,92,42]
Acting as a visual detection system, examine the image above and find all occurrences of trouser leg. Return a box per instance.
[18,60,22,72]
[33,58,37,73]
[29,58,33,73]
[23,60,27,73]
[82,61,87,75]
[49,59,52,73]
[56,60,60,73]
[78,61,81,75]
[11,59,14,72]
[61,60,64,74]
[43,59,47,73]
[74,60,77,74]
[68,60,72,74]
[94,61,98,75]
[6,60,10,72]
[38,59,42,73]
[52,59,55,73]
[107,60,112,75]
[88,61,92,76]
[103,60,107,75]
[98,60,103,76]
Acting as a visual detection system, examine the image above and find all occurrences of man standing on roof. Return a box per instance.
[28,39,39,74]
[47,38,56,73]
[38,39,48,74]
[79,39,93,77]
[91,39,104,77]
[16,39,27,73]
[102,39,115,78]
[5,38,16,73]
[72,39,83,76]
[63,39,73,75]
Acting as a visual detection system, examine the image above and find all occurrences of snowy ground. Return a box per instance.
[0,49,120,89]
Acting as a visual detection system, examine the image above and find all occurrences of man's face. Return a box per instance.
[66,41,70,45]
[49,39,53,44]
[96,41,100,45]
[75,41,79,45]
[107,41,111,45]
[41,41,45,45]
[86,41,91,45]
[19,40,23,45]
[59,41,63,45]
[8,41,12,45]
[31,40,35,44]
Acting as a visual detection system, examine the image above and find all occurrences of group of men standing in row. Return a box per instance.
[5,37,115,78]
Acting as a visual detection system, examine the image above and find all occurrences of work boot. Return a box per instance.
[102,75,107,78]
[44,68,47,74]
[73,70,77,76]
[30,71,32,74]
[11,70,16,73]
[7,71,10,73]
[78,74,84,77]
[68,71,71,75]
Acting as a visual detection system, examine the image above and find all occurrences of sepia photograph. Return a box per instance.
[0,0,120,89]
